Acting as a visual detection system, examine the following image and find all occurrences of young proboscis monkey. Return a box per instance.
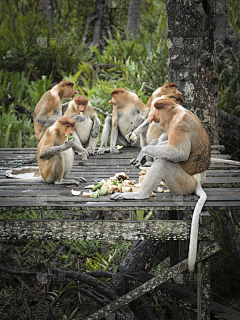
[111,99,211,273]
[1,117,87,185]
[33,80,83,143]
[97,88,148,154]
[125,83,182,147]
[64,96,100,156]
[37,117,87,185]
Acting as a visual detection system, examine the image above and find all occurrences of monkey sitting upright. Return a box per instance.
[64,96,100,155]
[34,81,82,143]
[97,88,148,154]
[125,83,182,147]
[37,117,88,185]
[111,99,211,273]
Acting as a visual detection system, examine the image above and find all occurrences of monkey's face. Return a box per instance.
[160,83,182,96]
[74,96,89,113]
[109,88,126,106]
[148,99,178,128]
[158,93,184,105]
[58,117,75,135]
[61,82,79,99]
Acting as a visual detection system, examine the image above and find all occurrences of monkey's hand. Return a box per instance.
[86,146,94,156]
[44,117,57,128]
[73,115,85,123]
[125,132,133,143]
[64,137,76,148]
[136,149,148,167]
[91,123,100,138]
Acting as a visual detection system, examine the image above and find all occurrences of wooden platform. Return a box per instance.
[0,146,240,211]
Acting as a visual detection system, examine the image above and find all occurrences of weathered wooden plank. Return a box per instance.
[0,199,240,210]
[0,220,194,240]
[0,189,239,201]
[82,242,221,320]
[1,176,240,188]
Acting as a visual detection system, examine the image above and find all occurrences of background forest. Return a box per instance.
[0,0,240,151]
[0,1,240,319]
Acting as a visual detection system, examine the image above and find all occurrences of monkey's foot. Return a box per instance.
[110,192,146,200]
[86,147,94,156]
[97,147,109,154]
[76,177,86,183]
[110,147,120,154]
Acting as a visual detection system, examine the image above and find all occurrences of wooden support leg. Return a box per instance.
[197,211,212,320]
[197,257,210,320]
[169,210,183,320]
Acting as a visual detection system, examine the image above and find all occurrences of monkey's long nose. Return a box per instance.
[176,89,182,95]
[148,113,155,124]
[109,99,113,104]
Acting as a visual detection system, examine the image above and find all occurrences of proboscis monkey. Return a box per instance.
[125,83,182,147]
[37,117,87,185]
[146,93,184,145]
[33,80,82,143]
[97,88,148,154]
[1,117,87,185]
[64,96,100,155]
[111,99,211,273]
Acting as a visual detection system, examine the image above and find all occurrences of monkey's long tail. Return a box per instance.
[188,182,207,274]
[211,157,240,166]
[22,155,38,164]
[0,177,44,183]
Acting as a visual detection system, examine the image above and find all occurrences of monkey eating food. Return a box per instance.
[111,99,211,273]
[37,117,87,185]
[97,88,148,154]
[125,83,183,148]
[64,96,100,155]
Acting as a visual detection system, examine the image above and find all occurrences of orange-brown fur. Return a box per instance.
[34,81,78,143]
[37,117,75,183]
[146,93,184,144]
[151,100,211,175]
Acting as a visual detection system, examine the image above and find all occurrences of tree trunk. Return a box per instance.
[127,0,142,38]
[81,0,112,48]
[215,0,240,61]
[167,0,219,144]
[39,0,52,22]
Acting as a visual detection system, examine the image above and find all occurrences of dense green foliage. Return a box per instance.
[0,0,168,147]
[1,0,240,148]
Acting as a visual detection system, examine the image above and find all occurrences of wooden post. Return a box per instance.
[197,211,212,320]
[169,210,184,320]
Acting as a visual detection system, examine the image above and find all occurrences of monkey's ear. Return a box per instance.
[154,99,171,109]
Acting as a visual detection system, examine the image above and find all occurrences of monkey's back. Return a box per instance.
[33,91,57,142]
[178,111,211,176]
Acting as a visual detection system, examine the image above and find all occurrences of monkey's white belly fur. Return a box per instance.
[75,118,93,144]
[62,148,74,178]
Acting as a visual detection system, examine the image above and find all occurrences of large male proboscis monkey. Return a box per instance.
[33,80,82,143]
[64,96,100,155]
[111,99,211,273]
[125,83,182,147]
[97,88,148,154]
[37,117,87,185]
